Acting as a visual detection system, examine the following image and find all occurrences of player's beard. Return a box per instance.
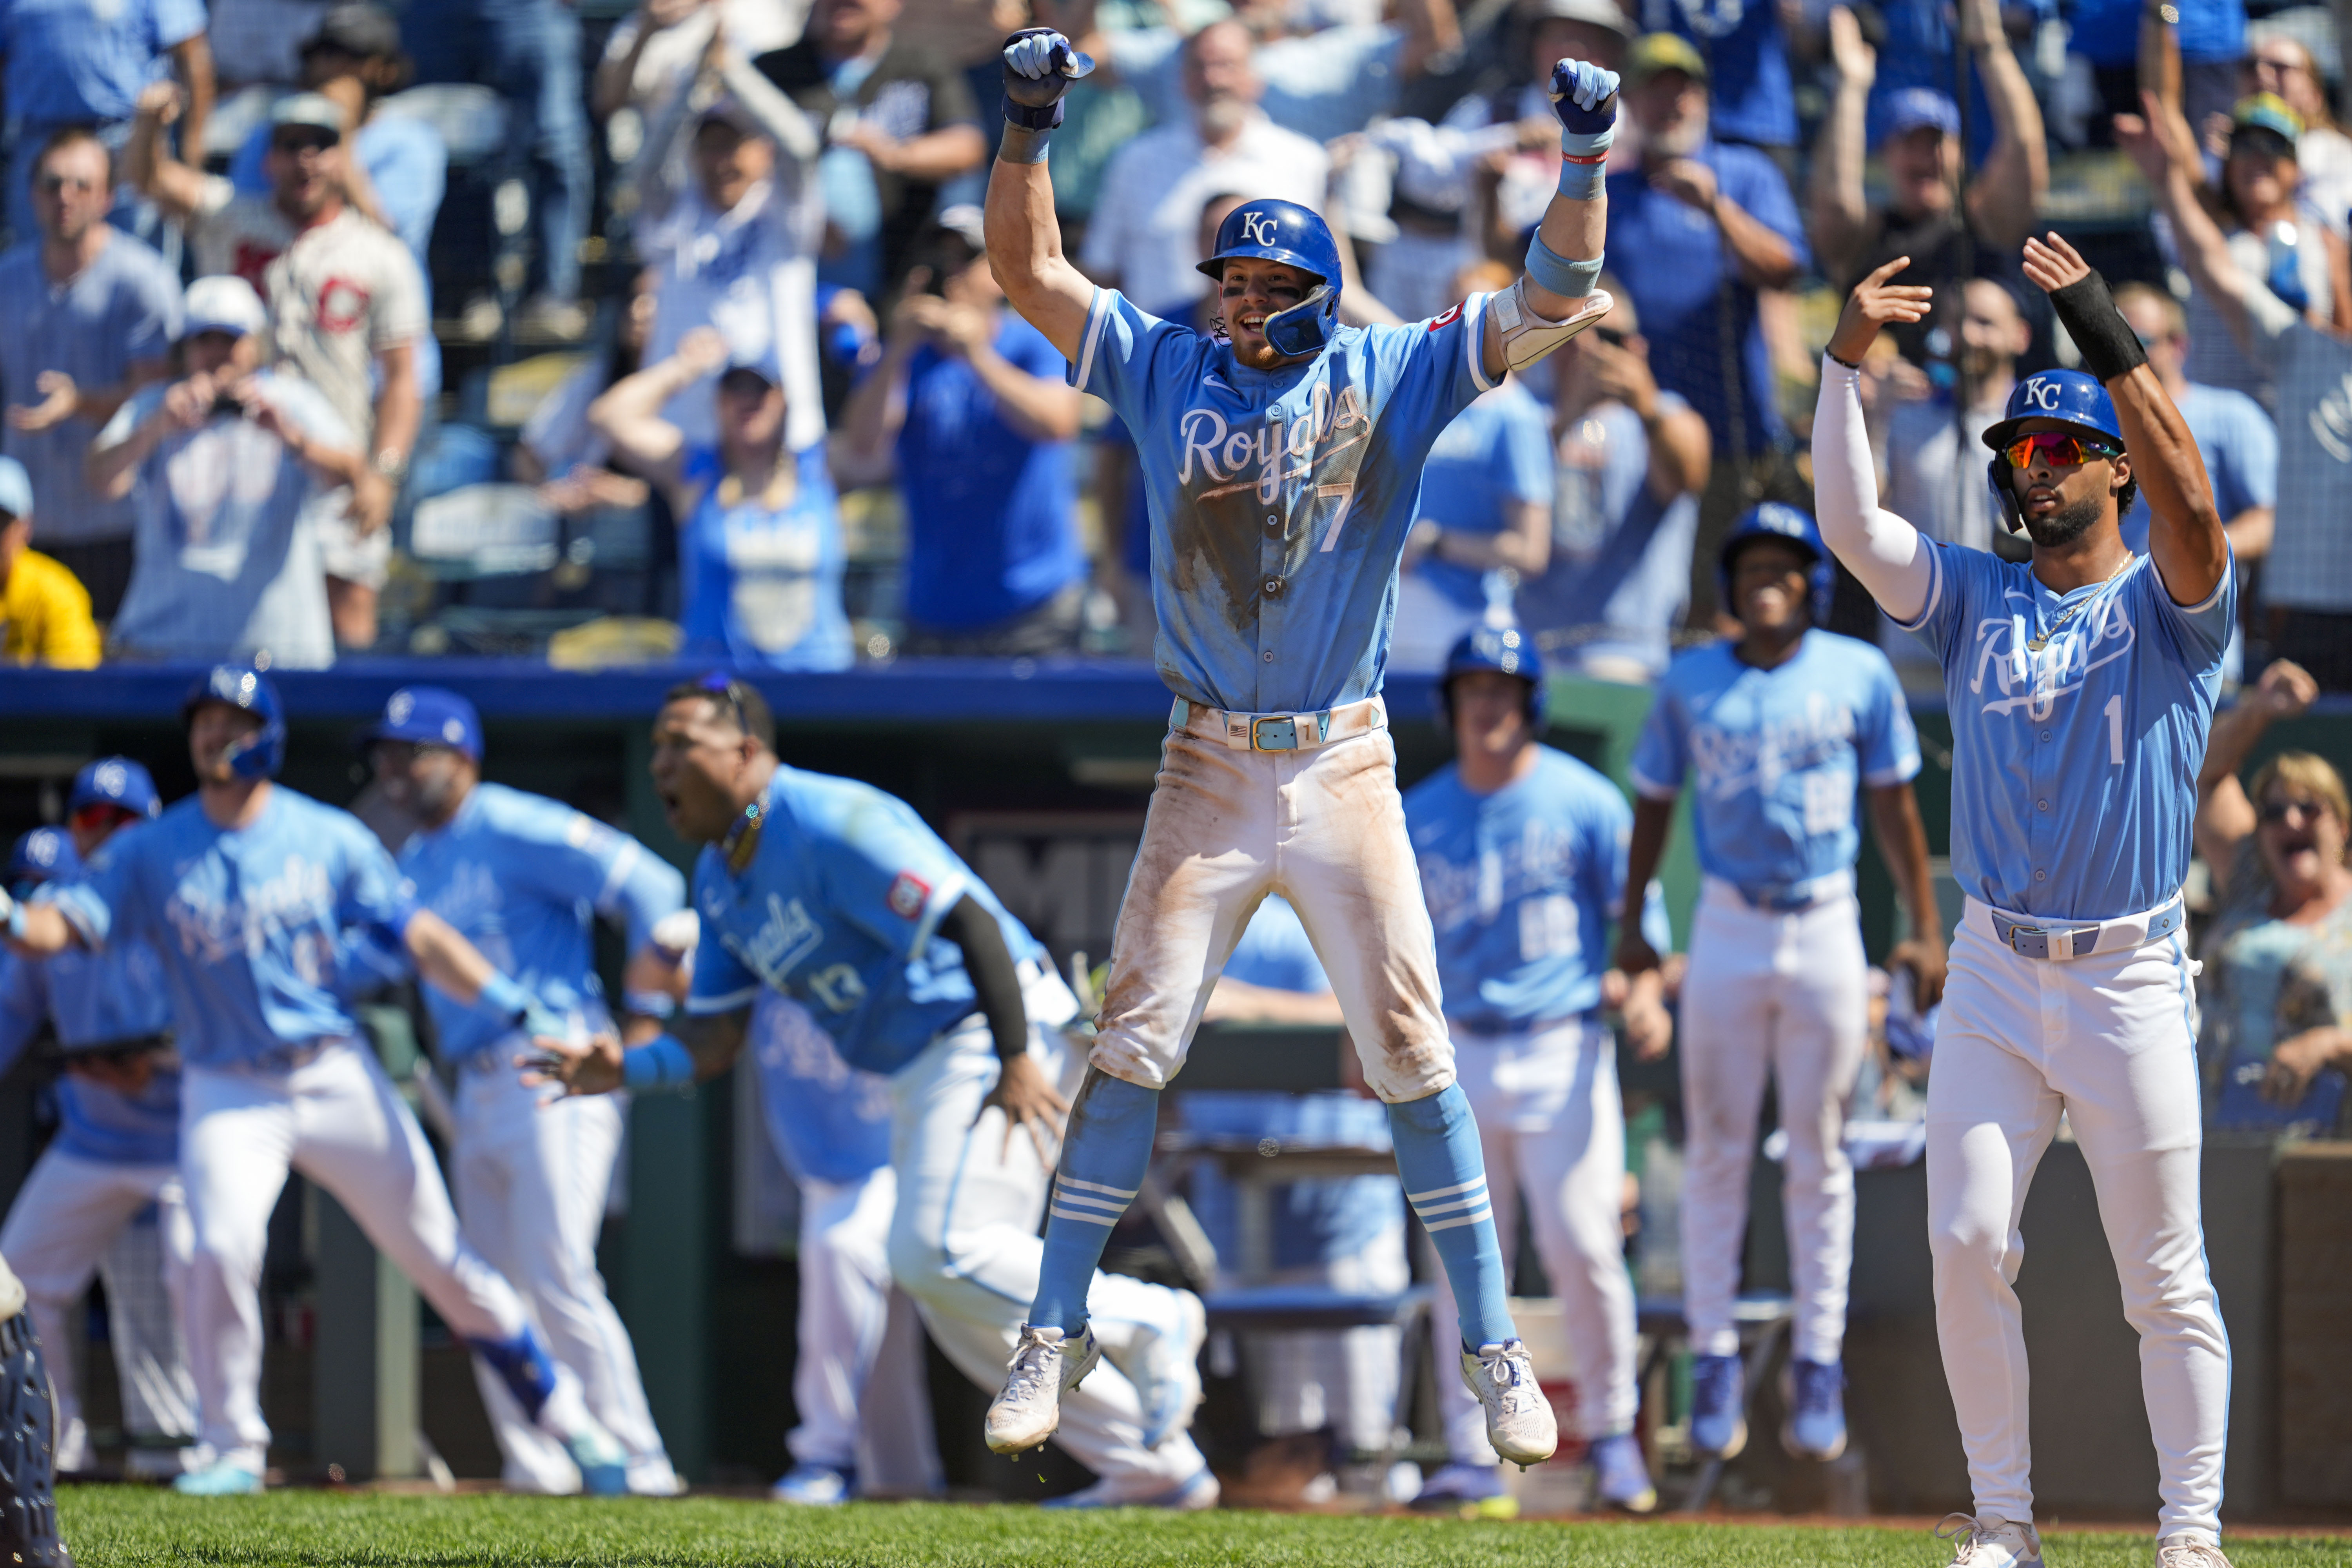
[2022,489,2104,549]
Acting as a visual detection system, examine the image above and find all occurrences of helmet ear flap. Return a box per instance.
[1988,456,2026,534]
[1263,281,1338,359]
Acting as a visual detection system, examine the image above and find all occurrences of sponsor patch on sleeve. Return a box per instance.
[886,871,931,920]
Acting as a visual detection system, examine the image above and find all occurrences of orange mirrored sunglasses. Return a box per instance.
[2001,429,2120,469]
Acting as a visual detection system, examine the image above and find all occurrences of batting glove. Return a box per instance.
[1002,27,1093,127]
[1548,57,1620,134]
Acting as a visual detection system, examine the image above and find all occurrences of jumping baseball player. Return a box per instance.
[1404,625,1675,1515]
[1619,502,1944,1468]
[528,676,1218,1508]
[1814,238,2236,1568]
[0,666,632,1496]
[0,763,197,1479]
[359,686,686,1496]
[977,26,1626,1466]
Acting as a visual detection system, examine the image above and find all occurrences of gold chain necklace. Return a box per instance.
[2026,557,2130,653]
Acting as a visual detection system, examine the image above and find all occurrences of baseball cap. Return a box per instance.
[0,456,32,520]
[5,828,77,890]
[936,203,986,254]
[181,275,268,340]
[270,93,347,139]
[357,686,484,760]
[2230,93,2302,152]
[1527,0,1632,39]
[304,3,403,59]
[68,757,162,821]
[1624,32,1707,84]
[697,96,764,138]
[1880,86,1960,143]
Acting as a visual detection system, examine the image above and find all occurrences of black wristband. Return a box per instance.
[1002,93,1065,132]
[2048,268,2149,384]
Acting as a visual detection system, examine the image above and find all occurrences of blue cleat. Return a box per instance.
[1689,1352,1748,1459]
[1040,1468,1219,1510]
[769,1463,854,1505]
[564,1426,630,1496]
[172,1461,264,1496]
[1588,1432,1657,1513]
[1781,1357,1849,1461]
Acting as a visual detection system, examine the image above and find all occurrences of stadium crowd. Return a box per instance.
[0,0,2340,680]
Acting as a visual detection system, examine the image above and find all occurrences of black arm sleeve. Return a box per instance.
[940,894,1029,1059]
[2049,267,2149,384]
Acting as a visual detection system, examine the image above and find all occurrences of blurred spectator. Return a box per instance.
[0,0,213,246]
[2076,0,2243,144]
[1366,0,1625,321]
[2192,659,2352,1135]
[513,269,657,517]
[401,0,593,336]
[590,324,852,669]
[637,49,829,460]
[597,0,803,131]
[0,455,99,665]
[207,0,333,86]
[756,0,987,297]
[1079,20,1329,313]
[1630,0,1791,149]
[0,127,179,621]
[2121,103,2352,687]
[1023,0,1229,227]
[2236,29,2350,243]
[91,276,354,670]
[1516,275,1708,684]
[223,5,448,401]
[1602,33,1804,621]
[837,210,1085,656]
[1389,261,1552,671]
[1808,0,2045,381]
[131,87,421,650]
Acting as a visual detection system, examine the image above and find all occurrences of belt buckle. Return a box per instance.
[2003,920,2053,961]
[1251,716,1299,751]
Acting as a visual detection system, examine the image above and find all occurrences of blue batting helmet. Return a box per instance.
[1197,199,1343,359]
[1437,623,1548,736]
[67,757,161,822]
[5,827,77,892]
[1982,368,2128,534]
[357,686,484,762]
[1719,503,1834,625]
[182,664,287,780]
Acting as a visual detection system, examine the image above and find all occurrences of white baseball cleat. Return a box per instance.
[986,1323,1101,1454]
[1459,1339,1558,1467]
[1936,1514,2045,1568]
[2156,1536,2232,1568]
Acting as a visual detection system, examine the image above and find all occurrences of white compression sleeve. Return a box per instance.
[1811,354,1935,626]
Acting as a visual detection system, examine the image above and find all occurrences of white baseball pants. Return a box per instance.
[181,1042,600,1473]
[1679,879,1870,1365]
[1092,700,1455,1105]
[1432,1017,1639,1458]
[887,971,1210,1499]
[450,1056,673,1494]
[1929,902,2228,1544]
[0,1146,197,1470]
[1244,1226,1410,1454]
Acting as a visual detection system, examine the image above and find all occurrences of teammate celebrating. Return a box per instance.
[0,764,196,1479]
[1403,626,1673,1515]
[528,677,1218,1509]
[0,666,631,1497]
[977,25,1622,1466]
[1620,503,1942,1467]
[1815,240,2235,1568]
[361,687,688,1496]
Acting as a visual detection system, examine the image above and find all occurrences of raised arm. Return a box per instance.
[2115,99,2276,367]
[2022,232,2225,605]
[588,326,727,500]
[717,47,820,167]
[170,31,216,179]
[2195,658,2318,886]
[1958,0,2046,254]
[983,29,1099,361]
[127,81,209,223]
[1814,259,1937,622]
[1477,57,1617,384]
[1808,6,1877,286]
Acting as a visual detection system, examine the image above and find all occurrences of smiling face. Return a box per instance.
[2006,416,2129,548]
[188,702,265,785]
[1449,668,1535,763]
[2257,784,2348,898]
[2223,133,2298,222]
[265,126,344,220]
[649,697,766,844]
[1215,256,1320,370]
[1728,538,1813,637]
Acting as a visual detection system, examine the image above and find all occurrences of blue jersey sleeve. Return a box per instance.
[1858,647,1924,786]
[1628,687,1689,800]
[1499,392,1554,505]
[1069,289,1207,430]
[2137,547,2236,667]
[48,828,151,951]
[811,797,973,961]
[332,819,418,947]
[1891,538,1974,665]
[1369,294,1498,443]
[0,953,47,1078]
[504,797,687,954]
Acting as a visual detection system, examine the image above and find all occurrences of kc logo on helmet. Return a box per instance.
[2022,376,2063,411]
[1237,211,1278,247]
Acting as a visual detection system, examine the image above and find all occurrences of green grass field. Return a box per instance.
[57,1489,2352,1568]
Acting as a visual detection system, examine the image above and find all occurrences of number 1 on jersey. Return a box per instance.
[2105,693,2124,765]
[1316,483,1355,552]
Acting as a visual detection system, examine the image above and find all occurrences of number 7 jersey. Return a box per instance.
[1894,539,2235,922]
[1070,287,1497,714]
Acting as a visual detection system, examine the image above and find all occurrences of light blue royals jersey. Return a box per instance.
[0,936,180,1166]
[1069,286,1497,713]
[684,764,1048,1077]
[50,790,421,1068]
[398,783,687,1063]
[1406,747,1673,1028]
[748,988,893,1188]
[1631,631,1922,895]
[1896,542,2234,920]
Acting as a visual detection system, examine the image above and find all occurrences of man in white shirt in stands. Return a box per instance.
[126,83,421,653]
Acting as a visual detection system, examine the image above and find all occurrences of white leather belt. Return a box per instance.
[1968,895,2186,962]
[1172,695,1387,753]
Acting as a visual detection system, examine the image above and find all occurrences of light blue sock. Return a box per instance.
[1389,1083,1516,1348]
[1029,1069,1159,1334]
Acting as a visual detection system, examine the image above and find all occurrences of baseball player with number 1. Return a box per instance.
[979,25,1623,1466]
[1815,239,2236,1568]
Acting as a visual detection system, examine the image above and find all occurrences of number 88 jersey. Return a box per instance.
[1893,539,2236,922]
